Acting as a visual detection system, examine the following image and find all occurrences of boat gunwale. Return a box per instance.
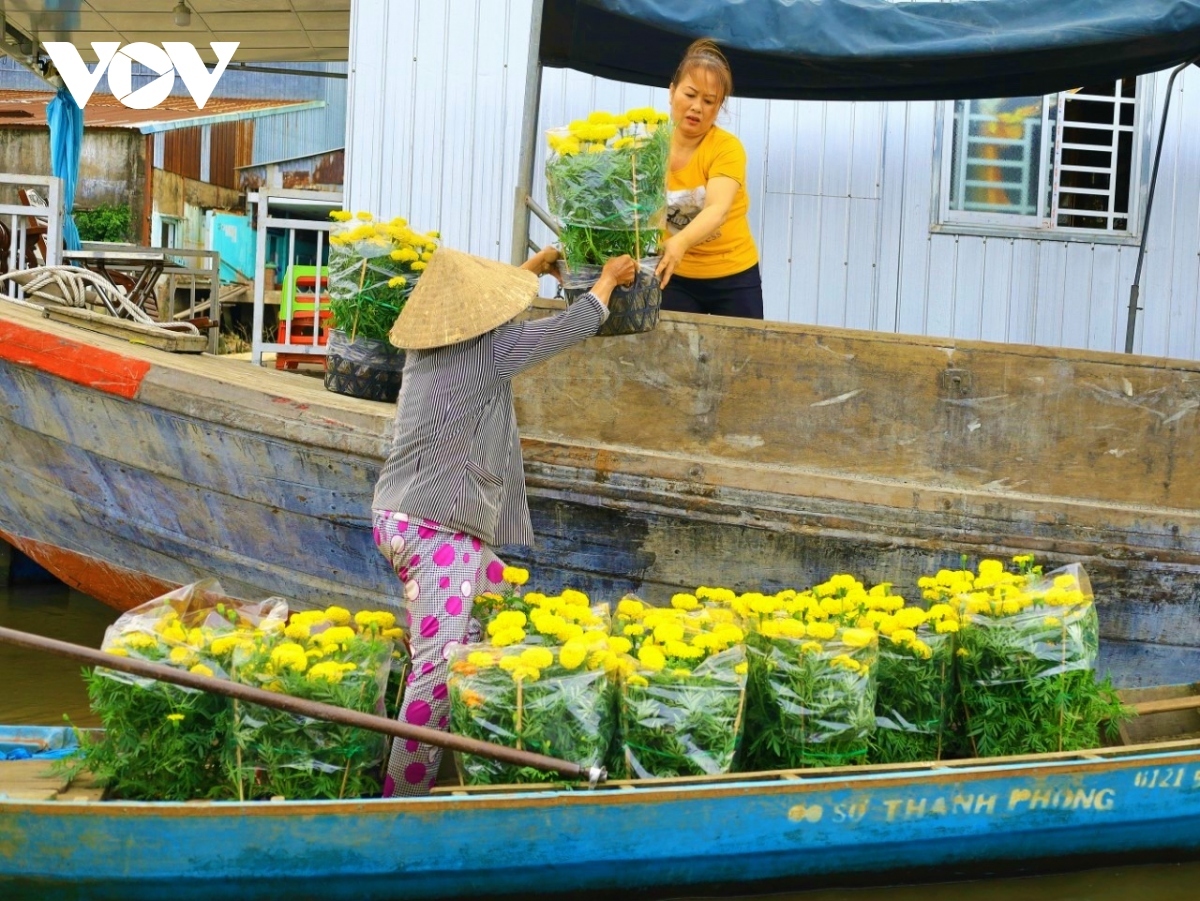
[4,735,1199,817]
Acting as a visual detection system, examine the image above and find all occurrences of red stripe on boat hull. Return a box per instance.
[0,529,175,613]
[0,320,150,399]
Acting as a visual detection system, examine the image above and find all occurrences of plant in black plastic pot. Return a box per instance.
[324,211,438,402]
[546,108,670,336]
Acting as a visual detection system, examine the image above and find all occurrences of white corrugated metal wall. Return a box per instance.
[346,0,1200,360]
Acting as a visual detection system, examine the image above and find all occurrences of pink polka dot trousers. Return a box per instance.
[372,510,509,797]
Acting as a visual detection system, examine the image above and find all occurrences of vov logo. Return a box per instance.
[44,42,239,110]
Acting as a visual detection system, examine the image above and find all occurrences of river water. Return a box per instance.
[1,574,1198,900]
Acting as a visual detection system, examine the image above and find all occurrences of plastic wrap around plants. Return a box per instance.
[80,581,406,801]
[326,213,437,343]
[225,606,399,800]
[743,625,878,770]
[871,620,955,764]
[86,580,287,800]
[953,562,1123,756]
[448,642,618,785]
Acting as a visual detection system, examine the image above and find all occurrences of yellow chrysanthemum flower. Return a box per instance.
[323,606,352,625]
[270,642,309,673]
[501,566,530,587]
[189,664,214,677]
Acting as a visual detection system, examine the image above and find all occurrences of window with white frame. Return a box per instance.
[939,78,1142,236]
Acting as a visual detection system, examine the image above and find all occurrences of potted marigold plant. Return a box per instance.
[324,210,438,402]
[546,107,670,336]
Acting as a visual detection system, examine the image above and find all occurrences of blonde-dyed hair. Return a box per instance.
[671,38,733,105]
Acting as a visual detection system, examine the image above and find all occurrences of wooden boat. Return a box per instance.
[2,693,1200,900]
[3,297,1200,689]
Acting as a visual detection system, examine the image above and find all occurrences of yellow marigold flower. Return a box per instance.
[626,674,650,688]
[840,628,876,649]
[623,623,645,637]
[830,654,862,672]
[935,619,960,634]
[561,588,590,607]
[467,651,496,669]
[617,598,645,618]
[800,641,823,655]
[124,632,159,650]
[807,621,837,641]
[382,627,406,641]
[205,635,238,657]
[734,661,749,676]
[168,646,197,666]
[160,622,187,644]
[908,640,933,660]
[671,593,700,611]
[167,713,185,722]
[607,636,632,655]
[510,663,540,682]
[387,276,407,289]
[411,261,427,272]
[653,621,685,644]
[501,566,530,586]
[889,628,917,645]
[461,688,484,708]
[330,210,353,222]
[519,647,554,670]
[637,645,666,672]
[355,211,373,221]
[1044,616,1062,628]
[307,661,347,684]
[696,585,736,603]
[559,639,588,670]
[1000,599,1023,616]
[355,610,398,631]
[270,642,309,673]
[956,647,970,658]
[189,664,214,677]
[105,647,129,657]
[284,622,310,641]
[315,626,356,648]
[491,627,526,647]
[894,607,927,629]
[323,606,352,625]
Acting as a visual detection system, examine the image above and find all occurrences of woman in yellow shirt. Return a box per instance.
[654,38,762,319]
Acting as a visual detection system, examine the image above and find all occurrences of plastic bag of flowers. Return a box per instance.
[326,211,438,343]
[614,595,748,779]
[950,559,1127,757]
[546,109,671,336]
[447,638,623,786]
[77,579,286,800]
[869,600,957,764]
[742,617,878,771]
[472,567,612,649]
[223,605,403,800]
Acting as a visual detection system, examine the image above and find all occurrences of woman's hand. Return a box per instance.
[589,254,637,307]
[521,245,562,280]
[654,235,687,289]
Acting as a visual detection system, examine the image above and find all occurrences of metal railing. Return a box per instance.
[250,187,343,368]
[0,173,64,287]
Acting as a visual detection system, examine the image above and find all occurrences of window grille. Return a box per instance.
[941,78,1141,237]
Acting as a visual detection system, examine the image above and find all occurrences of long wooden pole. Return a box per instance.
[0,626,606,785]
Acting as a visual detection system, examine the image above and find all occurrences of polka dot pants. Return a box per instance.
[372,510,510,797]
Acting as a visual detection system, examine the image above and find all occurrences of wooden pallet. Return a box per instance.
[0,759,104,802]
[43,305,208,353]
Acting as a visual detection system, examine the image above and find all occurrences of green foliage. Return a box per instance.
[619,647,745,778]
[743,634,876,770]
[74,668,234,800]
[870,630,955,764]
[75,204,132,243]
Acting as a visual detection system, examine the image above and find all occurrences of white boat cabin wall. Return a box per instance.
[345,0,1200,361]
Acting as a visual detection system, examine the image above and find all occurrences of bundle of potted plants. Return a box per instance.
[545,107,670,336]
[323,211,438,402]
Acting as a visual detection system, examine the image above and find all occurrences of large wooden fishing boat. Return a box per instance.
[3,298,1200,688]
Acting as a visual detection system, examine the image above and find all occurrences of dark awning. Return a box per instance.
[540,0,1200,100]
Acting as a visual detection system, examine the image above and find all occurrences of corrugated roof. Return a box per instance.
[0,89,317,132]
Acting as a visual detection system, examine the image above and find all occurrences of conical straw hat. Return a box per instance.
[388,248,538,350]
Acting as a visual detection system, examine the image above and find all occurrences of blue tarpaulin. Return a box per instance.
[540,0,1200,100]
[46,86,83,251]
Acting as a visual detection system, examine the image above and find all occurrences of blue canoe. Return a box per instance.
[2,714,1200,901]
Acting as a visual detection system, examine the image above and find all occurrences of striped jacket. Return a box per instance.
[372,294,608,546]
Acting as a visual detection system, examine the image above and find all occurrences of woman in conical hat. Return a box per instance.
[372,245,635,797]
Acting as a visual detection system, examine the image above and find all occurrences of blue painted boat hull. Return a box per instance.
[5,744,1200,899]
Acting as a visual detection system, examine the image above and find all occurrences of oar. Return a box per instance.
[0,626,606,785]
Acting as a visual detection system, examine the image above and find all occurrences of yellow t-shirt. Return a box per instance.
[665,125,758,280]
